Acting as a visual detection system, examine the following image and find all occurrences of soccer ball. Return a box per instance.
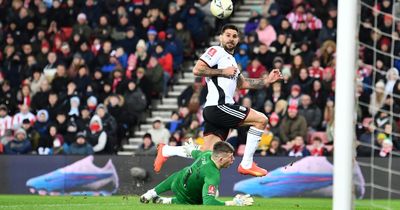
[210,0,233,19]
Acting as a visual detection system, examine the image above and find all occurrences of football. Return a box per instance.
[210,0,233,19]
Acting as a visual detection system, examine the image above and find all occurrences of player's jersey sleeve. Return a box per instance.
[191,150,203,159]
[199,46,223,68]
[201,171,225,205]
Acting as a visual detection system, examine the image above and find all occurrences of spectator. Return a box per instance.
[136,133,157,156]
[369,80,386,116]
[379,138,393,157]
[0,81,18,115]
[145,57,164,97]
[31,79,51,112]
[287,84,302,107]
[268,3,285,30]
[256,18,277,47]
[274,99,288,119]
[0,104,12,138]
[124,80,147,127]
[385,67,399,95]
[153,44,173,96]
[174,21,193,58]
[66,131,94,155]
[12,104,35,129]
[266,137,286,156]
[318,18,337,46]
[87,115,108,154]
[279,105,308,144]
[298,94,322,131]
[44,124,64,155]
[29,70,47,96]
[234,44,250,70]
[288,136,310,157]
[33,109,50,138]
[146,118,170,145]
[246,58,267,79]
[95,104,117,146]
[93,15,113,41]
[165,111,183,134]
[244,8,262,36]
[72,13,92,41]
[165,28,184,73]
[268,112,281,138]
[309,136,329,156]
[4,128,32,154]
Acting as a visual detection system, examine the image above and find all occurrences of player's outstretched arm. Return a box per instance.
[193,59,237,78]
[237,69,283,89]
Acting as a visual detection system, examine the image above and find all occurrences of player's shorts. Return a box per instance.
[203,104,250,140]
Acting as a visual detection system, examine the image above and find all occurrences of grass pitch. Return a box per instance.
[0,195,399,210]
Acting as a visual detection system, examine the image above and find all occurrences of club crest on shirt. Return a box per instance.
[208,185,216,195]
[239,106,246,112]
[207,48,217,57]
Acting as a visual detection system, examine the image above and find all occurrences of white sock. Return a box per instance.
[143,189,157,200]
[160,197,172,204]
[240,126,263,169]
[162,145,191,158]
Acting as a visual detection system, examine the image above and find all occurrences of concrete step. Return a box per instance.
[172,84,188,91]
[239,5,256,11]
[140,124,153,131]
[156,103,179,110]
[234,11,250,17]
[134,130,146,137]
[152,110,173,118]
[183,72,194,78]
[168,91,182,97]
[123,144,140,151]
[178,77,195,85]
[145,117,172,123]
[161,97,177,105]
[129,137,143,144]
[231,16,249,22]
[244,0,265,4]
[117,151,134,155]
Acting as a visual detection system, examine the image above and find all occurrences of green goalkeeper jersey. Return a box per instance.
[171,150,225,205]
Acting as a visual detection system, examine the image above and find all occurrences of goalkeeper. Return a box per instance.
[140,141,254,206]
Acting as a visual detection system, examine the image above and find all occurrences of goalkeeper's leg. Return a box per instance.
[154,138,198,173]
[140,171,179,203]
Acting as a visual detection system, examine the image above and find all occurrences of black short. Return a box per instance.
[203,104,250,140]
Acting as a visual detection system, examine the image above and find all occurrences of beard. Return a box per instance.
[222,42,236,52]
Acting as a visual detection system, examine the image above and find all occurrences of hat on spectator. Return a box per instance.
[281,66,291,77]
[273,56,284,64]
[77,13,87,21]
[70,96,80,105]
[264,100,273,108]
[136,39,146,50]
[87,96,98,106]
[158,31,166,40]
[153,117,162,123]
[96,103,108,113]
[269,3,279,13]
[0,104,8,111]
[41,41,50,49]
[270,112,279,123]
[239,44,248,51]
[22,119,31,124]
[76,131,87,139]
[380,37,390,47]
[15,128,27,137]
[291,84,301,92]
[37,109,49,121]
[288,105,298,112]
[147,28,157,36]
[73,52,82,59]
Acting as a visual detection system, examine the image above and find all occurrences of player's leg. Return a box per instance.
[140,171,180,203]
[154,139,199,173]
[237,108,269,176]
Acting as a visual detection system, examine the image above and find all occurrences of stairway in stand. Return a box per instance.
[117,0,264,155]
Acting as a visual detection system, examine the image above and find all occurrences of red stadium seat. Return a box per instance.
[61,27,73,41]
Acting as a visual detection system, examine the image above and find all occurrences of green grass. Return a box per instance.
[0,195,399,210]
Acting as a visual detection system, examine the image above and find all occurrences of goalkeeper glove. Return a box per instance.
[225,194,254,206]
[183,138,200,158]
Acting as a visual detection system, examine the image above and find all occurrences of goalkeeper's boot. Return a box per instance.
[153,143,168,173]
[238,162,268,177]
[140,190,156,204]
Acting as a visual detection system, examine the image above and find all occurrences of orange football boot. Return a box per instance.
[153,144,168,173]
[237,162,268,177]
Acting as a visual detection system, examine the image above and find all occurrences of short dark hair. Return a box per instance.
[220,24,239,35]
[213,141,235,156]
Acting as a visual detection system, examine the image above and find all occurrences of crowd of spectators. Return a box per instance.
[137,0,400,158]
[0,0,217,155]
